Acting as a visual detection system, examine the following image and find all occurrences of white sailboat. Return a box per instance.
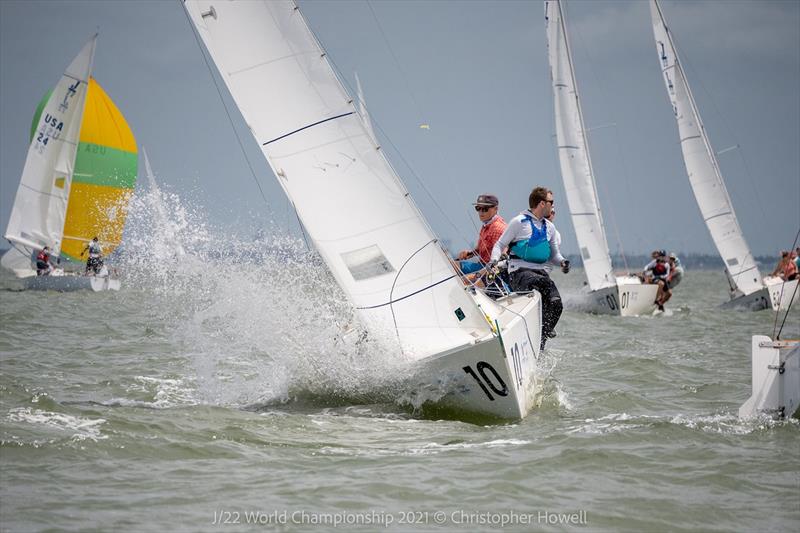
[545,0,657,316]
[3,35,138,292]
[650,0,796,312]
[183,0,545,420]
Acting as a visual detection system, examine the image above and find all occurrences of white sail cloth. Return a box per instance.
[545,0,615,291]
[650,0,763,296]
[4,36,95,257]
[184,0,491,359]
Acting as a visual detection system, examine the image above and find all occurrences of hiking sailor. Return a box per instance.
[81,236,104,275]
[489,186,570,349]
[35,246,55,276]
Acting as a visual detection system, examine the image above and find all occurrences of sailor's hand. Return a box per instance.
[561,260,570,274]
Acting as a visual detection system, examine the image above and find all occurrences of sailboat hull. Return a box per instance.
[568,279,658,316]
[404,292,542,421]
[764,276,798,312]
[739,336,800,419]
[23,274,120,292]
[721,288,772,311]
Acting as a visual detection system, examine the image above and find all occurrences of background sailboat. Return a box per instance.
[650,0,796,312]
[545,0,658,316]
[183,0,547,420]
[3,35,138,291]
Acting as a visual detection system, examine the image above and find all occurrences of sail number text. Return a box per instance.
[462,361,508,401]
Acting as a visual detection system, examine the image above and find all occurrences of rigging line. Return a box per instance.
[776,281,799,341]
[298,5,476,253]
[363,0,477,251]
[365,0,426,128]
[355,275,456,310]
[296,1,478,254]
[568,4,632,272]
[772,226,800,339]
[674,41,768,225]
[180,2,272,214]
[490,298,537,361]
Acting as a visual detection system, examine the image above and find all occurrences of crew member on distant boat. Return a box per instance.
[641,250,670,311]
[490,187,570,349]
[35,246,55,276]
[455,194,507,279]
[81,237,104,275]
[771,250,798,281]
[657,252,684,308]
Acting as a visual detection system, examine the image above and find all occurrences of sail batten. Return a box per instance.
[545,0,615,291]
[650,0,763,296]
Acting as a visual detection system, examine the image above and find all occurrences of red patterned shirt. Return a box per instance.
[475,215,507,263]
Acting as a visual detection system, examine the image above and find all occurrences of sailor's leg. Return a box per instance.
[510,269,563,338]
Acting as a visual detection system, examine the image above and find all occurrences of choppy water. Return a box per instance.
[1,189,798,532]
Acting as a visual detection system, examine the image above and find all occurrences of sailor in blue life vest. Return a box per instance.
[489,187,570,350]
[80,236,104,275]
[35,246,55,276]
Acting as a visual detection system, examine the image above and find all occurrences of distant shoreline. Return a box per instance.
[0,246,783,272]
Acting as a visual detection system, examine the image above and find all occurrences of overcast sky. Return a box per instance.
[1,0,798,258]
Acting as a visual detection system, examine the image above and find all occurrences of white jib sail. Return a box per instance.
[650,0,763,296]
[4,35,96,257]
[184,0,491,359]
[545,0,615,291]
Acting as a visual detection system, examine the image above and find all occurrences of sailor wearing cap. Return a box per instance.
[456,194,507,275]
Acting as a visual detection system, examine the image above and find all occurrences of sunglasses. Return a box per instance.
[475,205,494,212]
[544,199,554,205]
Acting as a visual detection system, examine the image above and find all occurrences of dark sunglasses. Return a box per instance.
[474,205,494,212]
[543,199,554,205]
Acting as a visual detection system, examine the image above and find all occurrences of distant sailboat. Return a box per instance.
[2,35,138,291]
[650,0,796,311]
[184,0,547,420]
[545,0,658,316]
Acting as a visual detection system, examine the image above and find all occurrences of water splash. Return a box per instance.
[118,183,408,410]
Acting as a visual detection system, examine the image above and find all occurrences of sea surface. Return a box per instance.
[1,195,798,532]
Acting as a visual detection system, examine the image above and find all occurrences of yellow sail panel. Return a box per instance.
[60,183,133,261]
[79,78,137,154]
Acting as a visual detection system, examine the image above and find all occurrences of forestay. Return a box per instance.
[184,0,490,359]
[650,0,763,296]
[545,0,615,291]
[5,36,96,257]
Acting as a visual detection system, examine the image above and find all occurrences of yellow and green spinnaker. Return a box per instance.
[31,78,137,262]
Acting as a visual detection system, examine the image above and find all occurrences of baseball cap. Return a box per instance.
[473,194,499,207]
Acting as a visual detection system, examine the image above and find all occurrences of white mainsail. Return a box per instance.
[4,36,96,257]
[184,0,491,359]
[650,0,763,297]
[545,0,615,291]
[354,72,378,146]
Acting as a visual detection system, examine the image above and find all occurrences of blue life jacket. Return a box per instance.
[510,214,551,263]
